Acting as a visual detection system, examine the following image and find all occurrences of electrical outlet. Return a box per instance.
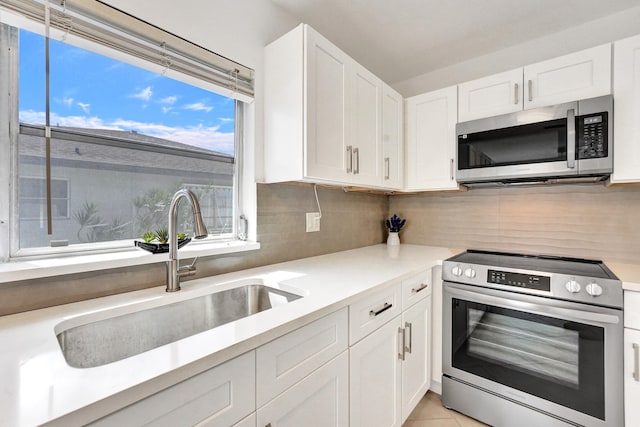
[306,212,321,232]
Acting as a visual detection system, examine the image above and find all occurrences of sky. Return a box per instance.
[18,29,236,155]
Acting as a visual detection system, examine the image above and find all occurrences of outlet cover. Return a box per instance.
[306,212,321,232]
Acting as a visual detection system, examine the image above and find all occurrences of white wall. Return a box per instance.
[393,5,640,97]
[101,0,299,240]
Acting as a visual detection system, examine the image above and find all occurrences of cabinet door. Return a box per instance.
[401,296,431,423]
[625,328,640,427]
[611,34,640,183]
[382,84,404,189]
[305,26,352,183]
[350,316,402,427]
[524,44,611,109]
[90,351,255,427]
[257,351,349,427]
[458,68,523,122]
[351,63,382,186]
[405,86,459,191]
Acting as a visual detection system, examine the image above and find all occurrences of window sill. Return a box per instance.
[0,240,260,284]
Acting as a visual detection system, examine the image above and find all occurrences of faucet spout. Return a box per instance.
[166,189,208,292]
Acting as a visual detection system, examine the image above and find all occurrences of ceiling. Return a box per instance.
[271,0,640,85]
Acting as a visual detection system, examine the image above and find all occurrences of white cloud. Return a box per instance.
[183,102,213,113]
[77,102,91,114]
[219,117,233,122]
[160,95,177,105]
[19,111,234,155]
[62,97,74,108]
[162,106,173,114]
[132,86,153,102]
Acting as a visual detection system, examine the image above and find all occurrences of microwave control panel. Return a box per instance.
[577,113,608,159]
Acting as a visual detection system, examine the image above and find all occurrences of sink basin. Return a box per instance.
[56,284,302,368]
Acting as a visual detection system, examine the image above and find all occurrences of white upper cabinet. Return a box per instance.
[524,44,611,109]
[458,68,523,122]
[382,85,404,189]
[457,44,612,122]
[405,86,459,191]
[611,34,640,183]
[264,24,401,190]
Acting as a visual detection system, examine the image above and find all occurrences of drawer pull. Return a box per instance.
[369,302,392,317]
[398,327,405,360]
[634,343,639,382]
[411,283,429,294]
[405,322,413,354]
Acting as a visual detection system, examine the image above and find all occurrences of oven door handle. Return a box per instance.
[446,285,621,325]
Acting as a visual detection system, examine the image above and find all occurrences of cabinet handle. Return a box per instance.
[398,327,405,360]
[354,147,360,174]
[634,343,639,382]
[450,158,454,181]
[405,322,413,354]
[384,157,390,180]
[514,82,519,105]
[411,283,429,294]
[566,109,576,169]
[527,79,533,102]
[346,145,353,173]
[369,302,392,317]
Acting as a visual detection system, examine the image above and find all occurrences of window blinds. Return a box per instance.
[0,0,255,101]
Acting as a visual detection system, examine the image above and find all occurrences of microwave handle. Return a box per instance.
[567,109,576,169]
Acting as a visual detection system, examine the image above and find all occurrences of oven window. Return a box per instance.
[451,298,605,420]
[458,119,568,169]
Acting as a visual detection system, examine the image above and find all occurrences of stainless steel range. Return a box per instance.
[442,250,623,427]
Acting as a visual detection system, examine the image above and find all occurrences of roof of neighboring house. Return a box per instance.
[18,124,234,176]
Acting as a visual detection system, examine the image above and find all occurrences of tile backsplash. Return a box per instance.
[390,183,640,264]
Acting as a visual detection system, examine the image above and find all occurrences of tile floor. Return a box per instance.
[403,391,490,427]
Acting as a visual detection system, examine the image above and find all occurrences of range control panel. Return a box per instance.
[487,269,551,292]
[578,113,608,159]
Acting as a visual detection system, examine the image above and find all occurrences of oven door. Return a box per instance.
[443,282,623,427]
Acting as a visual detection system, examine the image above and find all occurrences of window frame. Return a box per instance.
[0,5,258,264]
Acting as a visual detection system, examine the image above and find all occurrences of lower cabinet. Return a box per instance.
[89,351,255,427]
[625,290,640,426]
[349,271,432,427]
[257,351,349,427]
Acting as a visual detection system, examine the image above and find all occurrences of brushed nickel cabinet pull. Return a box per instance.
[634,343,639,382]
[567,109,576,169]
[450,158,454,181]
[411,283,429,294]
[369,302,392,317]
[398,327,405,360]
[354,147,360,174]
[384,157,390,180]
[514,82,519,104]
[346,145,353,173]
[405,322,413,354]
[528,79,533,102]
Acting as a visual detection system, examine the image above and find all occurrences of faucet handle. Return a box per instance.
[177,257,198,277]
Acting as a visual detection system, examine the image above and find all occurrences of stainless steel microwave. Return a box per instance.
[456,95,613,185]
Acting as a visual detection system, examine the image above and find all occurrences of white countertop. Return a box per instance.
[0,244,456,427]
[608,262,640,293]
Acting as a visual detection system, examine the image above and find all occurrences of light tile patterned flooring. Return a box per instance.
[403,391,490,427]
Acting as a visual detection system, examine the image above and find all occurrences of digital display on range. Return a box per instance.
[487,270,551,291]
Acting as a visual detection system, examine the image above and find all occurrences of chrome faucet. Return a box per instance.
[166,189,208,292]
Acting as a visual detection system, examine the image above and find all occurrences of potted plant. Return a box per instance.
[134,229,191,254]
[385,214,406,246]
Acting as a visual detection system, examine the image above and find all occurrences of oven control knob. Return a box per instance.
[565,280,581,293]
[452,266,463,277]
[464,268,476,278]
[586,282,603,297]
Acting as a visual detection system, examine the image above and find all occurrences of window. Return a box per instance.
[0,1,255,260]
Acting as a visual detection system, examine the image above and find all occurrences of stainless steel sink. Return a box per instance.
[56,284,302,368]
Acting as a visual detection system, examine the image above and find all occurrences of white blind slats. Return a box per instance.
[0,0,254,100]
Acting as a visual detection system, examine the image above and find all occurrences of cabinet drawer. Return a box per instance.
[349,283,402,345]
[256,307,348,407]
[90,351,255,427]
[625,291,640,330]
[402,269,432,309]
